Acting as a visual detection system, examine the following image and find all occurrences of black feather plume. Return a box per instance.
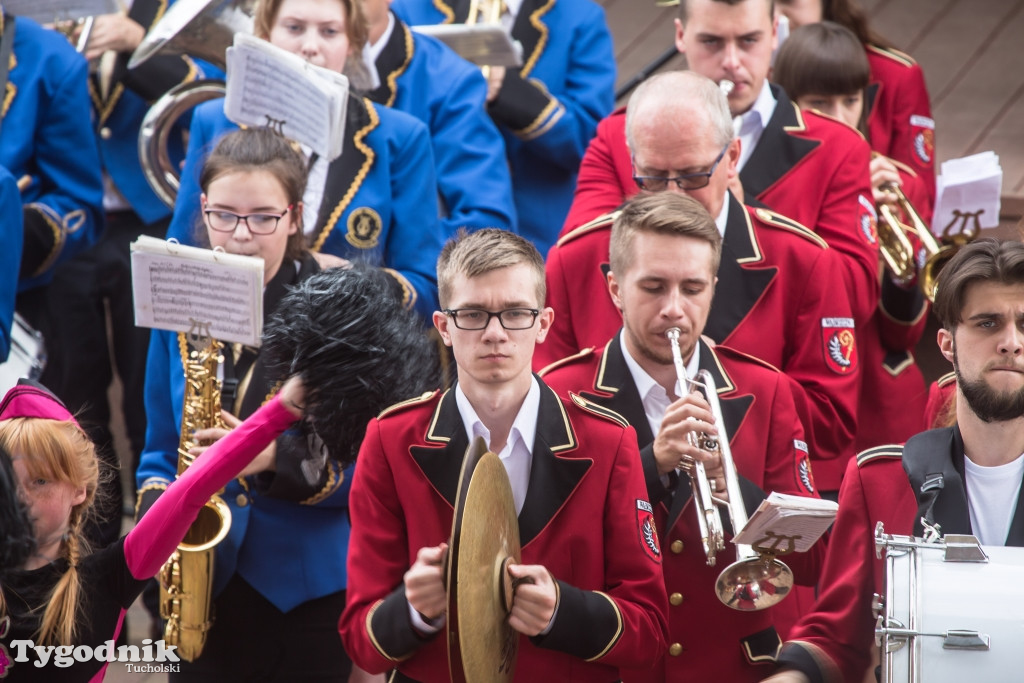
[260,265,441,466]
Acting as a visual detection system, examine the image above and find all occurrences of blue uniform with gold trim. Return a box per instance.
[391,0,615,257]
[165,95,443,321]
[135,256,351,615]
[3,14,104,291]
[0,168,21,361]
[369,16,515,234]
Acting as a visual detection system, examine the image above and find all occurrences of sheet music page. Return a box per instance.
[6,0,117,24]
[411,24,522,67]
[130,236,264,346]
[224,34,348,160]
[933,151,1002,237]
[732,492,838,554]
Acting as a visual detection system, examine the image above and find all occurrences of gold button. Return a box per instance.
[669,592,684,606]
[670,540,684,554]
[235,493,248,507]
[668,643,682,656]
[100,127,112,139]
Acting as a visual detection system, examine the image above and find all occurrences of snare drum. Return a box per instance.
[0,313,46,393]
[876,525,1024,682]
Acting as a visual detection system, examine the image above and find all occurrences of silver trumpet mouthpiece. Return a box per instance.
[719,79,735,97]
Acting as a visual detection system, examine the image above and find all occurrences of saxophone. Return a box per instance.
[159,334,232,662]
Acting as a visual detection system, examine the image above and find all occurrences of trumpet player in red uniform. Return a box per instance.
[542,193,823,682]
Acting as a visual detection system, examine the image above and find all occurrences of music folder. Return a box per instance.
[732,492,838,554]
[130,236,264,347]
[411,24,523,67]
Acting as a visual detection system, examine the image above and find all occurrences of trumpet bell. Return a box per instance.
[129,0,256,71]
[715,556,794,611]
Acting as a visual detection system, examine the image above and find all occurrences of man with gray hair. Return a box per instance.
[562,0,879,328]
[541,70,859,500]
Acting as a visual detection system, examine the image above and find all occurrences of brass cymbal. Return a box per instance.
[446,436,521,683]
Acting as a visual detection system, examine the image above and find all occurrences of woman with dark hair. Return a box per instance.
[774,22,931,454]
[776,0,936,221]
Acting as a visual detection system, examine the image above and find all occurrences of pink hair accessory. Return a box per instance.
[0,380,79,425]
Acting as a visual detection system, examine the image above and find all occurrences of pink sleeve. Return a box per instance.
[123,396,298,579]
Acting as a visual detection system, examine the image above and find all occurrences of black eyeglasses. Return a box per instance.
[632,142,731,192]
[443,308,540,330]
[203,205,293,235]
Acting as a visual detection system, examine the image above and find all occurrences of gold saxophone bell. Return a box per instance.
[666,328,794,611]
[875,177,976,302]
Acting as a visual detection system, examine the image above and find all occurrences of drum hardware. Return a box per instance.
[871,522,1024,682]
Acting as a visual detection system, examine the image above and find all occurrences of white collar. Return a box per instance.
[455,376,540,455]
[619,331,701,400]
[737,81,777,132]
[505,0,522,18]
[714,191,730,240]
[363,10,396,90]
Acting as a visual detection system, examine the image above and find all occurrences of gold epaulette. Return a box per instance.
[936,370,956,388]
[569,392,628,429]
[856,444,904,467]
[805,108,868,140]
[377,390,438,419]
[753,208,828,249]
[866,43,916,68]
[555,211,620,248]
[538,347,595,377]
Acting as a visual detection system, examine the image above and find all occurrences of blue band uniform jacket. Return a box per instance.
[165,94,444,322]
[390,0,615,256]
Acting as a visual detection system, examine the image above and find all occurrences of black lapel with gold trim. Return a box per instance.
[518,380,588,546]
[704,193,774,344]
[436,0,469,22]
[510,0,555,79]
[310,97,378,252]
[409,388,467,508]
[367,17,414,108]
[741,84,820,200]
[581,337,655,447]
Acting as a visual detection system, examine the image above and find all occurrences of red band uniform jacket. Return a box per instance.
[540,193,860,489]
[563,85,880,327]
[339,380,669,682]
[778,427,1024,683]
[865,45,936,220]
[541,338,823,682]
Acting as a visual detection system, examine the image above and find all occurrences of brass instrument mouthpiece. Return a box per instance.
[719,79,735,97]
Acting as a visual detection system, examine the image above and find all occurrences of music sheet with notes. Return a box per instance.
[5,0,116,24]
[130,236,264,347]
[223,33,348,161]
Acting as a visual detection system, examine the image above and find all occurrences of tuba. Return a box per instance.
[666,328,794,611]
[159,328,232,662]
[875,180,977,302]
[131,0,256,206]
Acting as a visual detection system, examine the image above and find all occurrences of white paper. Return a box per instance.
[732,492,838,554]
[933,151,1002,238]
[224,33,348,160]
[411,23,523,67]
[130,236,264,346]
[6,0,117,24]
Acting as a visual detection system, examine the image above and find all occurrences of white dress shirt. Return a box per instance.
[619,331,701,436]
[733,82,777,172]
[362,10,395,91]
[964,452,1024,545]
[456,376,539,516]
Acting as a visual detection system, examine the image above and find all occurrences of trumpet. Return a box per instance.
[53,14,95,53]
[876,180,975,301]
[666,328,794,611]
